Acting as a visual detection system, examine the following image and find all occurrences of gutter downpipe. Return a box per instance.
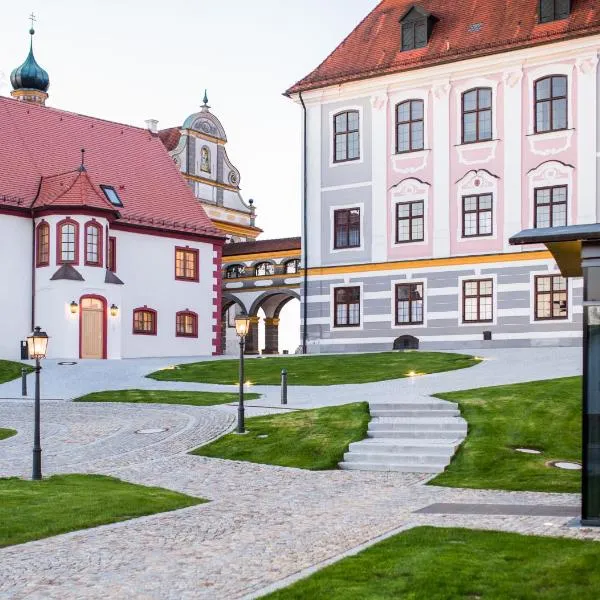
[299,91,308,355]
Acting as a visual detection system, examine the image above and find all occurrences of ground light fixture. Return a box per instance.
[26,326,49,481]
[234,314,251,434]
[69,300,79,314]
[110,304,119,317]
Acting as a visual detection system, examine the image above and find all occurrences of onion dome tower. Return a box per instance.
[10,22,50,106]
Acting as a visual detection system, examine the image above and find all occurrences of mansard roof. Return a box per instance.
[0,97,221,240]
[287,0,600,95]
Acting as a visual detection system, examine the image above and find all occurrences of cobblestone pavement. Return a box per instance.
[0,346,593,599]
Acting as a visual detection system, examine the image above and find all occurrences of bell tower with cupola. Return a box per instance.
[10,16,50,106]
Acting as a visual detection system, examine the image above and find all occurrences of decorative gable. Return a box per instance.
[399,5,437,52]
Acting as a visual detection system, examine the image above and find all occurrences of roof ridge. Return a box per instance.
[0,95,155,135]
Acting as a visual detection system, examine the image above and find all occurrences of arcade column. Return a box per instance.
[244,316,261,355]
[263,317,280,355]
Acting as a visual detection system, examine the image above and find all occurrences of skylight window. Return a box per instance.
[100,185,123,207]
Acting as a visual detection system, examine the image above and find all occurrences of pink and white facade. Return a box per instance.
[288,1,600,352]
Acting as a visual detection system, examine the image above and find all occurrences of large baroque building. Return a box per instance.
[287,0,600,353]
[0,28,225,360]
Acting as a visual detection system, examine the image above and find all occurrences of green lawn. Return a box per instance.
[0,429,16,441]
[193,403,370,470]
[431,377,581,493]
[0,359,31,384]
[265,527,600,600]
[0,474,205,547]
[148,352,480,386]
[75,389,260,406]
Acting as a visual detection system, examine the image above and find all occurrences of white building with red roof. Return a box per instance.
[0,28,225,360]
[287,0,600,353]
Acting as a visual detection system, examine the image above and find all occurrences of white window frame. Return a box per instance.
[330,282,364,331]
[391,278,428,329]
[328,104,365,168]
[329,202,365,253]
[458,273,498,327]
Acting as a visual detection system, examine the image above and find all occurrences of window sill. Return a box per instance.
[175,277,200,283]
[132,331,157,336]
[527,128,574,137]
[176,334,199,339]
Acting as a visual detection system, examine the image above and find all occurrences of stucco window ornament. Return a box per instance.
[229,171,239,186]
[200,146,211,173]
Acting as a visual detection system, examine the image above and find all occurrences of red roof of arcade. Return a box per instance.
[0,97,221,240]
[287,0,600,94]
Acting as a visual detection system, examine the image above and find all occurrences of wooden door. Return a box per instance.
[81,297,105,359]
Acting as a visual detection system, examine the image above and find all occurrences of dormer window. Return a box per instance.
[539,0,571,23]
[100,185,123,207]
[400,6,436,52]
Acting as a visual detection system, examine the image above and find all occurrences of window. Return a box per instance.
[462,88,493,143]
[402,18,427,51]
[334,287,361,327]
[463,279,493,323]
[535,275,568,320]
[284,259,301,274]
[396,201,424,243]
[133,308,157,335]
[255,262,275,277]
[395,283,424,325]
[462,194,493,237]
[396,100,424,153]
[225,264,245,279]
[334,208,361,249]
[334,111,360,163]
[176,311,198,338]
[84,221,103,266]
[539,0,571,23]
[535,75,567,133]
[100,185,123,207]
[36,221,49,267]
[57,219,79,264]
[175,247,199,281]
[534,186,567,228]
[107,236,117,272]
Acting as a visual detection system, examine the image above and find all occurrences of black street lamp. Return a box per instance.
[26,326,49,481]
[234,314,251,434]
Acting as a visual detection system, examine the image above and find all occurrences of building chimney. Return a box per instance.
[145,119,159,134]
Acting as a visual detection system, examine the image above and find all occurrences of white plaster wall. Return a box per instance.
[116,230,215,358]
[0,215,32,360]
[371,91,388,263]
[33,214,123,360]
[305,102,322,268]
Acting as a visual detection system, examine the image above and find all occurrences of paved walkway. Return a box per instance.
[0,347,595,599]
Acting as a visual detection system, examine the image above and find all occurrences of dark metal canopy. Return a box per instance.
[509,224,600,278]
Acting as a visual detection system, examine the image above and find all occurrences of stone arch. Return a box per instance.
[247,290,301,355]
[220,293,249,355]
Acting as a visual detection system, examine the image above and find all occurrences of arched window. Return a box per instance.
[334,110,360,162]
[396,100,424,153]
[84,221,103,267]
[225,264,246,279]
[461,88,492,144]
[132,307,157,335]
[176,311,198,338]
[255,262,275,277]
[36,221,50,267]
[534,76,567,133]
[56,218,79,265]
[284,259,301,274]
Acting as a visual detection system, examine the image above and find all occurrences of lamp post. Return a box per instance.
[26,326,49,481]
[234,314,251,434]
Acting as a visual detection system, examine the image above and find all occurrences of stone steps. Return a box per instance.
[339,399,467,473]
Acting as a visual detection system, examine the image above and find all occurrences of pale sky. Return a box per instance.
[0,0,379,239]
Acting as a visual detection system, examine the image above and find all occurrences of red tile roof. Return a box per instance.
[223,237,301,257]
[287,0,600,94]
[0,97,222,239]
[158,127,181,152]
[34,169,117,212]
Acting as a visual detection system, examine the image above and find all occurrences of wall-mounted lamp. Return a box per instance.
[110,304,119,317]
[70,301,79,315]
